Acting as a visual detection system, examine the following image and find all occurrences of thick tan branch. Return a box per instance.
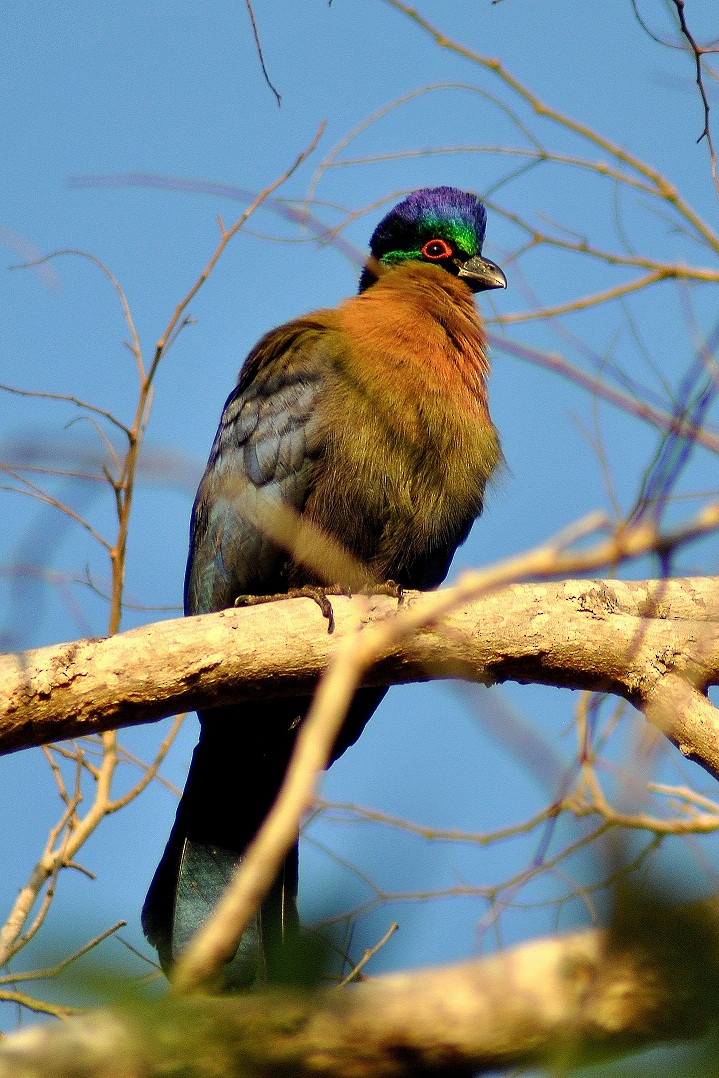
[1,576,718,760]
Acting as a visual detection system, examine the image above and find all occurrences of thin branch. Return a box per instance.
[317,798,563,847]
[0,921,125,986]
[244,0,281,106]
[630,0,683,50]
[338,922,399,986]
[670,0,719,198]
[0,990,81,1020]
[305,81,543,205]
[0,383,131,438]
[381,0,719,253]
[107,714,185,812]
[493,270,668,323]
[0,464,111,551]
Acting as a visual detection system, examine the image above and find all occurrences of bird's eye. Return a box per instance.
[421,238,453,261]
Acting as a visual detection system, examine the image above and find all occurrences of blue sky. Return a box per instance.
[1,0,718,1024]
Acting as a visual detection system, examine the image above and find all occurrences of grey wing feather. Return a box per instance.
[185,326,328,615]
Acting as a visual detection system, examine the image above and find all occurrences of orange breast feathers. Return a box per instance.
[336,260,493,423]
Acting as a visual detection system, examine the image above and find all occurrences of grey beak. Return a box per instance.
[457,255,507,293]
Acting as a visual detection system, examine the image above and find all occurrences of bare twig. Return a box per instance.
[670,0,719,198]
[107,713,185,812]
[244,0,281,106]
[0,921,125,986]
[148,122,324,382]
[338,922,399,986]
[381,0,719,253]
[0,383,131,437]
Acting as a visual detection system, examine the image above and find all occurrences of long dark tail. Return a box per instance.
[142,688,385,989]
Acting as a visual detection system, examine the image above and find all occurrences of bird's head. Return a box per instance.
[359,186,507,294]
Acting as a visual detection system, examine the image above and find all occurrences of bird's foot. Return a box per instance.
[234,581,402,634]
[367,579,405,604]
[284,582,404,627]
[287,584,350,634]
[234,584,352,634]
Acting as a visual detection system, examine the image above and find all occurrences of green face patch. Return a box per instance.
[380,212,480,266]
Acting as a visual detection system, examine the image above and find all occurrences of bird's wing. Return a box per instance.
[185,319,330,615]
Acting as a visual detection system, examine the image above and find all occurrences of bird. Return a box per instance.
[142,185,506,989]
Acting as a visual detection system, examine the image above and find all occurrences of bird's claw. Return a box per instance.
[369,579,404,605]
[234,585,346,634]
[287,586,337,633]
[234,581,401,634]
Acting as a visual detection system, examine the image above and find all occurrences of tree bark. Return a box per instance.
[1,577,718,770]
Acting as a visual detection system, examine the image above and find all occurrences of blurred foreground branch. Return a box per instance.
[0,899,717,1077]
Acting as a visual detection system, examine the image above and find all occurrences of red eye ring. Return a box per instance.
[421,238,453,261]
